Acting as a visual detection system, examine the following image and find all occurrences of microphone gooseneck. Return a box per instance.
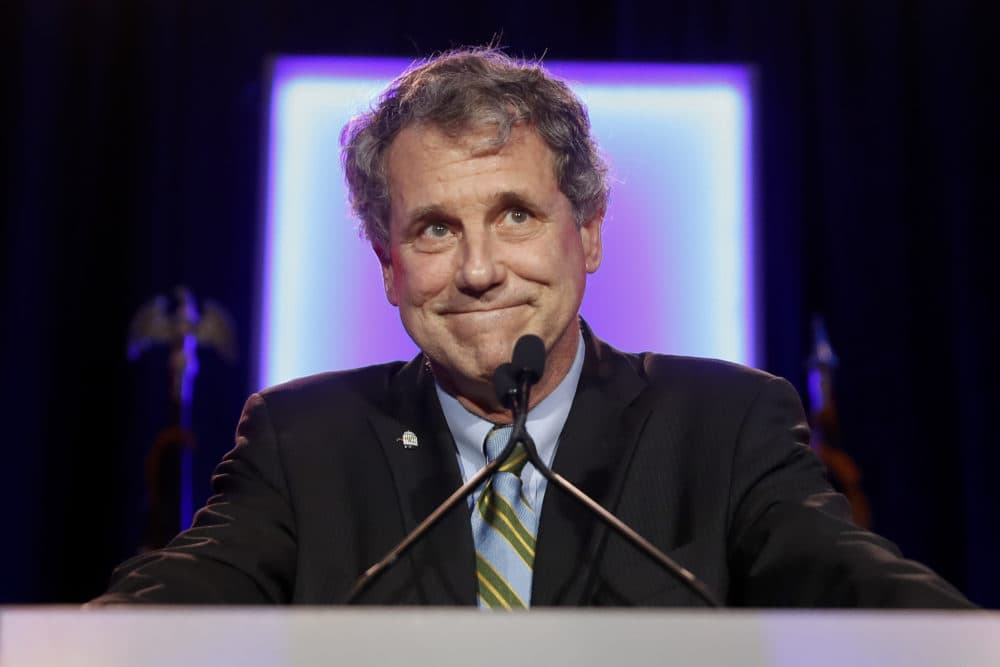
[343,435,512,604]
[345,333,721,607]
[502,335,723,609]
[342,340,540,604]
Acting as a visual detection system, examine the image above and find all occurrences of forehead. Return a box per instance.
[385,122,556,182]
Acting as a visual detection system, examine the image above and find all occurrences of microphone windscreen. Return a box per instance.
[493,363,517,407]
[512,334,545,383]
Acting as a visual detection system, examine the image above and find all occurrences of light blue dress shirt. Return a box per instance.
[436,332,586,511]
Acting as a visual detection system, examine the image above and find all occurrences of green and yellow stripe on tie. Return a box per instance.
[476,554,527,609]
[473,426,538,610]
[476,486,536,566]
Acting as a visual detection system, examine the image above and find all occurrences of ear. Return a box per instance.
[375,244,399,306]
[579,208,604,274]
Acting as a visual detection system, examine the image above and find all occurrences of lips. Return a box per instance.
[442,303,529,316]
[438,304,533,335]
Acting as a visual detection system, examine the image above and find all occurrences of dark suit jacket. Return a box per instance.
[95,328,971,607]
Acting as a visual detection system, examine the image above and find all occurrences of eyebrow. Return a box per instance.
[406,204,458,228]
[404,191,547,228]
[491,191,545,219]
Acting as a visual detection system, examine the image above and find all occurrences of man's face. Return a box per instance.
[380,123,603,404]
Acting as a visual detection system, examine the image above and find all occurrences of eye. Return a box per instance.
[422,222,452,238]
[412,221,456,252]
[507,209,530,224]
[497,207,540,239]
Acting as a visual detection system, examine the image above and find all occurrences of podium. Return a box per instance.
[2,607,997,666]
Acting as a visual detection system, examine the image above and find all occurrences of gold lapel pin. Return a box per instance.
[398,430,419,449]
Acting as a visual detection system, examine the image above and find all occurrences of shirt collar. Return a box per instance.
[436,330,586,468]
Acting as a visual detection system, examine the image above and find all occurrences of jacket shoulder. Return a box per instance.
[253,360,410,421]
[585,326,797,410]
[610,346,789,402]
[639,353,781,389]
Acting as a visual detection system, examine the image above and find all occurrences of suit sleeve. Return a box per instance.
[726,376,974,608]
[89,393,297,604]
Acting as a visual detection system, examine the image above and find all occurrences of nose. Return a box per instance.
[454,228,507,295]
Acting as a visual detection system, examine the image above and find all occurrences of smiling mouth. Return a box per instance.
[444,304,526,316]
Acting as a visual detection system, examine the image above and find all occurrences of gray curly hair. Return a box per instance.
[340,47,609,254]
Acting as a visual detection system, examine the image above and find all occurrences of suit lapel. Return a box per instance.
[367,355,477,605]
[532,325,652,606]
[363,325,654,607]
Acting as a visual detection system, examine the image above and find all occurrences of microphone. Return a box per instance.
[503,334,543,465]
[498,335,722,608]
[345,334,721,607]
[495,334,544,408]
[512,334,545,385]
[342,337,543,604]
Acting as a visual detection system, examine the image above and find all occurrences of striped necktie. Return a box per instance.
[472,425,538,609]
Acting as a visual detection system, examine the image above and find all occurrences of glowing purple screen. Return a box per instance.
[258,57,755,388]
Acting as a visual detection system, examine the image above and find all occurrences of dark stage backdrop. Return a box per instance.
[2,1,996,606]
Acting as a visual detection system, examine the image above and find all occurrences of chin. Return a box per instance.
[479,335,522,364]
[422,326,529,381]
[467,351,509,383]
[423,344,498,383]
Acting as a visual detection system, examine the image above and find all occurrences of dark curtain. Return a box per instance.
[3,1,996,606]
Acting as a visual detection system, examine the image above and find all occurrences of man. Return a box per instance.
[94,48,972,608]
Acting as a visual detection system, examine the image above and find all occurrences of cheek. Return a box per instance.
[513,228,585,284]
[551,226,588,272]
[395,255,453,304]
